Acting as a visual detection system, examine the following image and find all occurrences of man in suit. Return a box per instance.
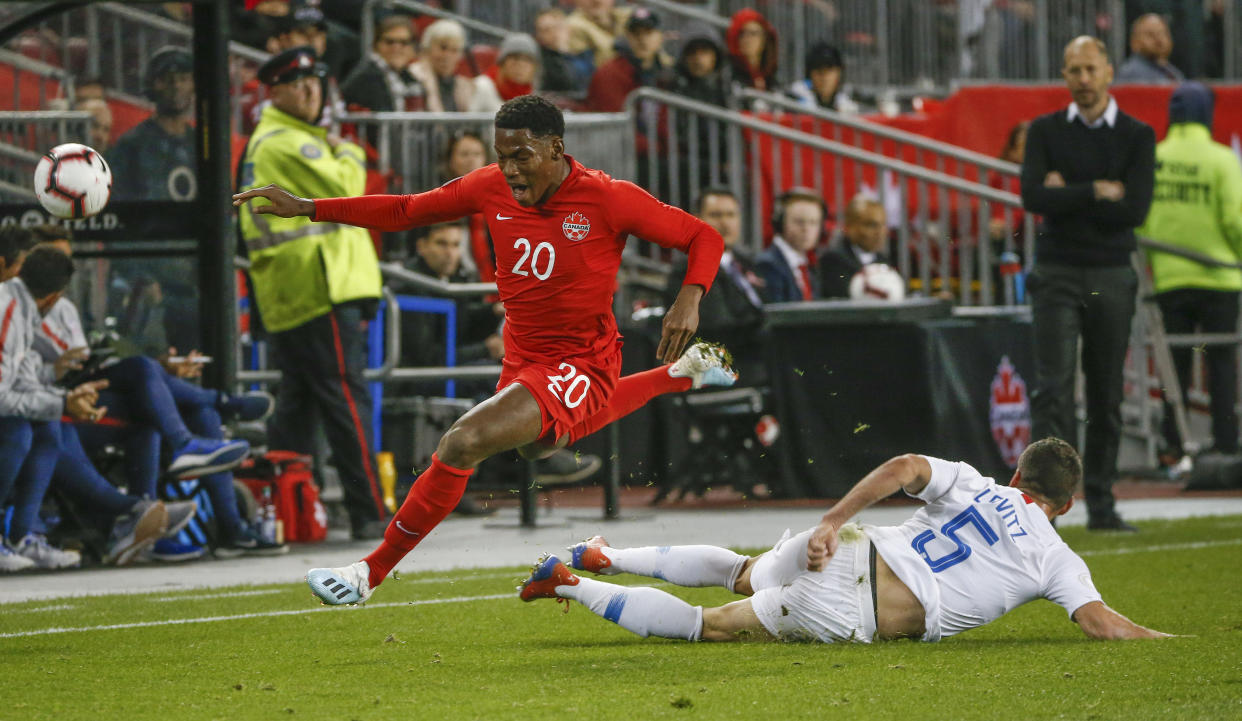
[664,187,764,377]
[819,194,891,298]
[756,188,826,303]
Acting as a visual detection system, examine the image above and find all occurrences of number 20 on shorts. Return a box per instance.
[547,362,590,408]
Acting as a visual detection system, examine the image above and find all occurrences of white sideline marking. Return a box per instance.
[1078,537,1242,556]
[149,589,284,603]
[5,539,1239,638]
[12,604,76,613]
[0,593,513,639]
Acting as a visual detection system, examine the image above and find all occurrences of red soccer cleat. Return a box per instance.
[567,535,618,575]
[518,554,579,601]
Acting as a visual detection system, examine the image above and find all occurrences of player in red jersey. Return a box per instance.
[233,95,735,605]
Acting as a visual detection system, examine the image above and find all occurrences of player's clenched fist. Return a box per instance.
[805,520,839,572]
[232,184,315,218]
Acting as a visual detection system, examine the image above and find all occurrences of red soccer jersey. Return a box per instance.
[313,156,723,364]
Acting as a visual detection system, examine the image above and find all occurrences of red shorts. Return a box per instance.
[496,347,622,441]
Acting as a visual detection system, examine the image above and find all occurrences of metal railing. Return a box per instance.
[339,111,635,196]
[626,87,1029,305]
[0,109,92,201]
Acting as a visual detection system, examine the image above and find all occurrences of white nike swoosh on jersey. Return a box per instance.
[395,520,421,537]
[496,214,513,220]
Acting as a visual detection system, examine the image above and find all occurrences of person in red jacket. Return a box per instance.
[585,7,673,112]
[233,95,735,606]
[726,7,778,91]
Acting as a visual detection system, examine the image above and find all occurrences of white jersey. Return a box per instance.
[33,296,87,363]
[866,456,1102,642]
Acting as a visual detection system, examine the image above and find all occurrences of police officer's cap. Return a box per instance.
[258,46,326,87]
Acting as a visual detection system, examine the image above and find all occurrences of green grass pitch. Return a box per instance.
[3,516,1241,721]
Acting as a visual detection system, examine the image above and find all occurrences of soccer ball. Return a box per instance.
[33,143,112,219]
[849,263,906,302]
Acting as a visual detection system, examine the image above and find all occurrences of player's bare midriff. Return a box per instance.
[874,554,927,640]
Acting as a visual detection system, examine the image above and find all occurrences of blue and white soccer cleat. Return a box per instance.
[307,561,372,605]
[669,341,738,389]
[168,437,250,480]
[518,554,579,601]
[567,535,619,575]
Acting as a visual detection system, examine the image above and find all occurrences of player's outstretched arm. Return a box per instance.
[807,454,933,571]
[232,184,315,217]
[1072,601,1173,640]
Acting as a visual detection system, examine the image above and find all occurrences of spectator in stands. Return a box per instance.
[408,19,473,113]
[586,8,673,113]
[726,8,778,92]
[671,24,730,108]
[73,75,105,104]
[819,194,893,299]
[1020,37,1155,532]
[567,0,632,70]
[471,33,540,113]
[534,6,593,97]
[439,131,495,282]
[0,246,184,569]
[788,42,859,113]
[109,46,196,201]
[341,15,425,112]
[756,188,826,303]
[75,97,113,153]
[1140,83,1242,462]
[1117,13,1184,83]
[664,187,764,375]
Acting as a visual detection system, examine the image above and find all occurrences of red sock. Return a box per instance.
[363,453,472,587]
[568,366,691,443]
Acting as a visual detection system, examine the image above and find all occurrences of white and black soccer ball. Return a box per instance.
[33,143,112,219]
[849,263,906,302]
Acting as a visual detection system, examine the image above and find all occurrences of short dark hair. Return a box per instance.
[1017,437,1082,509]
[0,225,35,266]
[415,220,468,240]
[494,94,564,138]
[694,186,737,214]
[29,223,71,245]
[19,246,75,299]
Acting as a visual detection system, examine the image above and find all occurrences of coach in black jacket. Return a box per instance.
[1020,36,1155,532]
[819,194,891,298]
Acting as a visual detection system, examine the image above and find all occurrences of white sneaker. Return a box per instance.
[669,341,738,389]
[15,534,81,569]
[0,541,36,572]
[307,561,373,605]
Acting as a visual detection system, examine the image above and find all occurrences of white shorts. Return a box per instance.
[748,524,878,643]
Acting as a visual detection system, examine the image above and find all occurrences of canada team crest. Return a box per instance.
[989,356,1031,468]
[562,211,590,241]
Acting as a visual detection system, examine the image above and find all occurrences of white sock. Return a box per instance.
[559,577,703,640]
[604,545,747,589]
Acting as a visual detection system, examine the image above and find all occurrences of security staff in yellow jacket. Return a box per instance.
[1141,82,1242,459]
[239,46,387,539]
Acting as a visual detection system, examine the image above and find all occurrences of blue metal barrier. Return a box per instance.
[368,294,459,452]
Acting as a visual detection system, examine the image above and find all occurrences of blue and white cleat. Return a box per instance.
[669,341,738,389]
[518,554,579,601]
[307,561,372,605]
[168,437,250,480]
[567,535,618,575]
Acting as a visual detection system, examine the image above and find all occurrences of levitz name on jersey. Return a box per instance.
[562,212,590,241]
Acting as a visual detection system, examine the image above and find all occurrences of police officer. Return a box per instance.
[1141,82,1242,460]
[239,46,387,539]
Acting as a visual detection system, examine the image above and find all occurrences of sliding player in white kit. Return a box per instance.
[520,438,1170,642]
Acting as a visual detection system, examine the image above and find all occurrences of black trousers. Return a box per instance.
[267,304,385,528]
[1156,288,1240,455]
[1029,263,1137,519]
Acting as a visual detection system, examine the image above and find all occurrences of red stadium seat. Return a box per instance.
[459,44,497,77]
[17,33,61,68]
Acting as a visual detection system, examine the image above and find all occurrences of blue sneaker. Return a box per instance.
[668,342,738,389]
[307,561,372,605]
[168,437,250,480]
[150,538,207,562]
[218,391,275,423]
[518,554,579,601]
